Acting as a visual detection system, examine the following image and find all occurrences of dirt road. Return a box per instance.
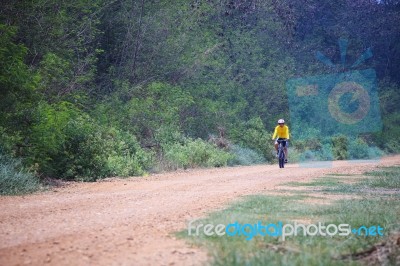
[1,156,399,266]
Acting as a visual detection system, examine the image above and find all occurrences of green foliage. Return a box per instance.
[180,168,400,266]
[28,101,81,168]
[379,80,400,117]
[230,117,274,162]
[375,113,400,153]
[363,167,400,189]
[58,120,150,181]
[228,145,265,166]
[0,150,41,195]
[332,135,348,160]
[38,53,72,96]
[331,135,384,161]
[2,0,102,99]
[0,24,39,134]
[126,82,194,143]
[0,0,399,187]
[0,126,22,157]
[103,128,152,178]
[27,101,151,181]
[369,80,400,153]
[348,138,383,159]
[0,24,35,95]
[296,142,334,162]
[164,138,233,169]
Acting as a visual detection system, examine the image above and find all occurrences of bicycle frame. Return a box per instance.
[277,139,286,168]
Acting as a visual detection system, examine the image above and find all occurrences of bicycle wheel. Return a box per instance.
[278,149,284,168]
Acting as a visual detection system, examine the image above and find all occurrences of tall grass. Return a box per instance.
[0,151,41,195]
[163,138,233,170]
[361,167,400,189]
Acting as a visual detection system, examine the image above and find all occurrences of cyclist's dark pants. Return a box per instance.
[276,138,288,147]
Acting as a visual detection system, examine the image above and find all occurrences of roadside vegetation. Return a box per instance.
[1,1,399,194]
[0,150,41,195]
[180,166,400,265]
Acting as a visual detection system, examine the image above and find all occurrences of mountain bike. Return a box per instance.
[277,139,287,168]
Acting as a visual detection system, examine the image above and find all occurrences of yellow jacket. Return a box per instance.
[272,125,290,139]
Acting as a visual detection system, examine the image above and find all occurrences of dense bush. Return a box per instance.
[332,135,348,160]
[228,145,265,166]
[53,120,151,181]
[103,128,153,178]
[26,101,151,181]
[0,126,22,157]
[375,113,400,153]
[0,150,41,195]
[230,117,275,162]
[295,142,334,163]
[348,138,384,159]
[293,136,384,162]
[164,138,233,169]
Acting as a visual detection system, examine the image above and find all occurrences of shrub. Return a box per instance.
[230,117,274,162]
[375,113,400,153]
[164,138,233,169]
[54,119,151,181]
[0,150,41,195]
[54,116,109,180]
[27,101,151,181]
[383,139,400,154]
[332,135,348,160]
[27,101,81,172]
[228,145,265,166]
[104,128,153,178]
[296,143,334,162]
[0,126,22,156]
[319,143,335,160]
[348,138,370,159]
[348,138,384,160]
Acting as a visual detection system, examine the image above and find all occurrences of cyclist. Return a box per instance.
[272,119,290,163]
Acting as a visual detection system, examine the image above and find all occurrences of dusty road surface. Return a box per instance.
[1,156,399,266]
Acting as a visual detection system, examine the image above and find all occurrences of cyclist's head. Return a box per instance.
[278,119,285,126]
